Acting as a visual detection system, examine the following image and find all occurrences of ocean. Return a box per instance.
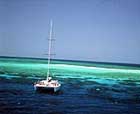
[0,57,140,114]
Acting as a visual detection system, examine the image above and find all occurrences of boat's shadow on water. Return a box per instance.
[35,89,63,95]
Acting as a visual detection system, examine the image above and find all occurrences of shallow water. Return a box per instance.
[0,57,140,114]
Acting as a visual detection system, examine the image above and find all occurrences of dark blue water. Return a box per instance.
[0,77,140,114]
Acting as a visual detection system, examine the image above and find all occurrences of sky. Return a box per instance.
[0,0,140,64]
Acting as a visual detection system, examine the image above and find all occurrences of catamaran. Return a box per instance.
[34,20,61,92]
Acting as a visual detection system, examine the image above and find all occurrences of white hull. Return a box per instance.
[34,80,61,93]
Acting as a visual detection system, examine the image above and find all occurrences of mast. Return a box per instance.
[46,20,53,80]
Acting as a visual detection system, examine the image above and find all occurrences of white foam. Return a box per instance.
[51,64,140,74]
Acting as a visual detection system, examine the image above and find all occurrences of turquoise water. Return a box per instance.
[0,57,140,84]
[0,57,140,114]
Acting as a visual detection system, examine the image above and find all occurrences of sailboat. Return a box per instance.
[34,20,61,92]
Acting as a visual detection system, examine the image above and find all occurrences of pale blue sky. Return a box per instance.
[0,0,140,64]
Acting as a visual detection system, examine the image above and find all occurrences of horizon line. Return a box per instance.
[0,55,140,67]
